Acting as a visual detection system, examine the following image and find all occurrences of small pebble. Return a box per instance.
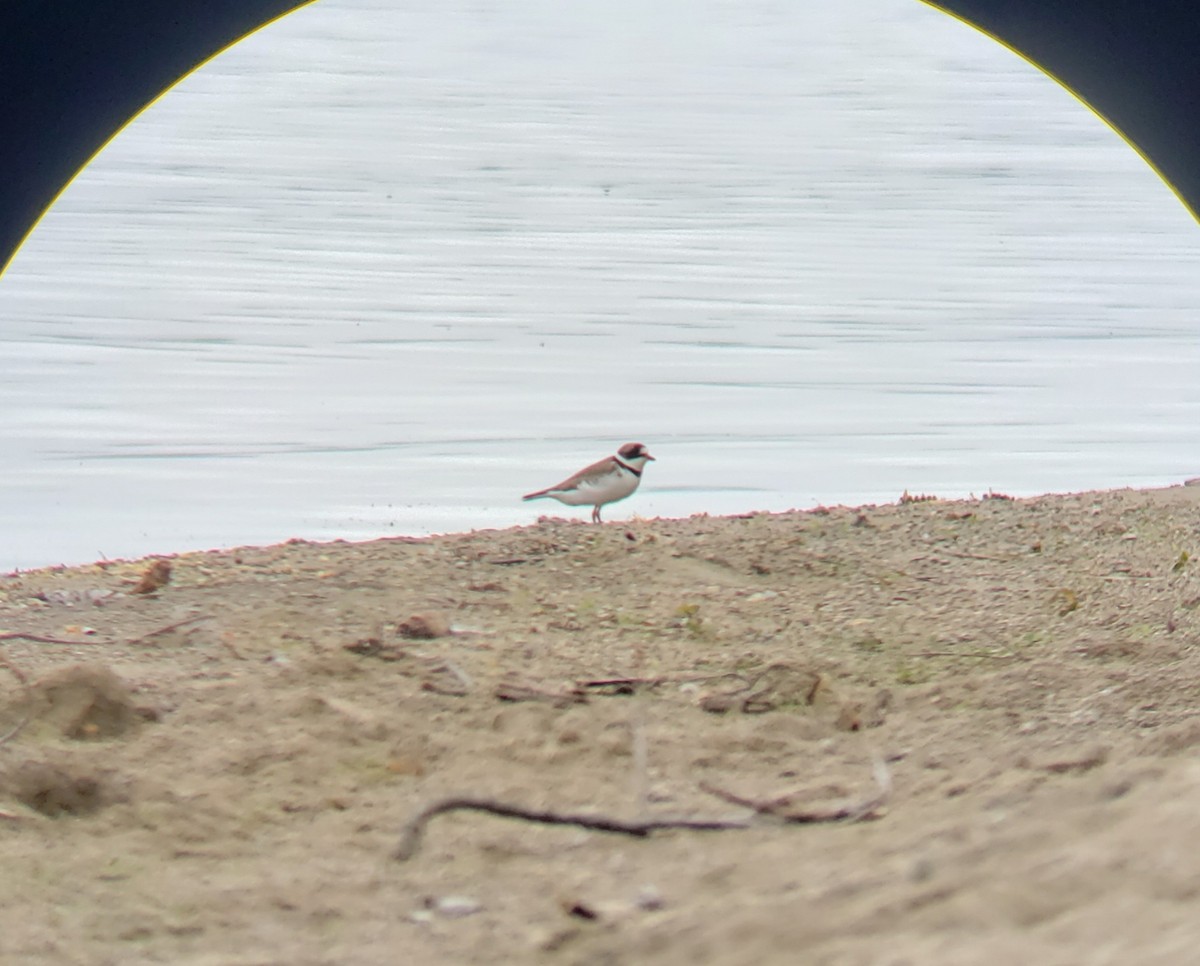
[634,884,665,911]
[433,896,483,919]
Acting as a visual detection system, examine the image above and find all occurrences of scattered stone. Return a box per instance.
[397,613,451,639]
[561,898,600,921]
[699,692,739,714]
[430,896,482,918]
[130,559,172,595]
[495,677,588,707]
[699,663,824,716]
[634,884,665,911]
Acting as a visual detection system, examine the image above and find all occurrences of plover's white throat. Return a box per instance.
[522,442,655,523]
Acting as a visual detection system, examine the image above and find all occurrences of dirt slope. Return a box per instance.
[3,484,1200,964]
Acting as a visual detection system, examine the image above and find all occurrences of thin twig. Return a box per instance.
[578,672,748,692]
[0,632,98,646]
[125,615,212,646]
[393,759,890,862]
[579,676,650,689]
[0,616,211,650]
[700,757,891,823]
[393,797,747,861]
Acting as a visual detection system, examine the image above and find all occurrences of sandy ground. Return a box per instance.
[4,484,1200,964]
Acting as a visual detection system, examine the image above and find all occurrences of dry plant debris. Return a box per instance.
[392,756,889,862]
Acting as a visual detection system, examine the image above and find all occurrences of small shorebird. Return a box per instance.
[522,442,655,523]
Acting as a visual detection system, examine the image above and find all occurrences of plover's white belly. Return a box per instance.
[554,471,638,506]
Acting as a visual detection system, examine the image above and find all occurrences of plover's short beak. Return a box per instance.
[646,453,656,460]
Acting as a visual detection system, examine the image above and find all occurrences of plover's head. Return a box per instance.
[617,442,655,466]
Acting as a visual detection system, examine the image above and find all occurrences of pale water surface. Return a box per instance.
[2,0,1199,571]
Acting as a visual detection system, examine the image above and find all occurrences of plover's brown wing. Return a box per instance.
[559,455,621,489]
[523,455,618,499]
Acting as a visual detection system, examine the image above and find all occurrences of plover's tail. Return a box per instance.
[522,489,552,501]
